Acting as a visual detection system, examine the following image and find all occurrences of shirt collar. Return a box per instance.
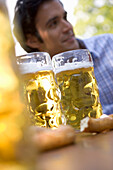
[77,38,86,49]
[76,38,98,61]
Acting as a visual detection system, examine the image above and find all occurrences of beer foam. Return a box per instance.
[54,61,93,74]
[18,63,53,74]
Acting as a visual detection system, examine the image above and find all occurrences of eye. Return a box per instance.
[49,19,58,28]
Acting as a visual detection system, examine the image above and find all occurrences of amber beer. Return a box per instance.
[52,50,102,129]
[17,52,63,128]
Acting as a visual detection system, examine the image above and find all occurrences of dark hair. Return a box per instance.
[13,0,57,52]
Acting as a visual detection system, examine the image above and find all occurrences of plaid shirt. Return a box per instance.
[78,33,113,115]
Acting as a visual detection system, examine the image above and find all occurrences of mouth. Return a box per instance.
[62,34,75,43]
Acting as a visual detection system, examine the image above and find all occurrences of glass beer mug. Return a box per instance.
[52,49,102,130]
[17,52,64,128]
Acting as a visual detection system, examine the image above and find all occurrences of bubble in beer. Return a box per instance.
[56,61,102,129]
[20,64,63,128]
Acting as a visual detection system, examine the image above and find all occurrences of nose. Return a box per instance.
[61,19,73,32]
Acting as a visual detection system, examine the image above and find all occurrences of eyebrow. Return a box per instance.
[45,11,67,27]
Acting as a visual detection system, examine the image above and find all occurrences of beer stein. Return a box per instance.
[17,52,64,128]
[52,49,102,130]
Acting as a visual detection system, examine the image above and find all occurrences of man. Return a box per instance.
[13,0,113,115]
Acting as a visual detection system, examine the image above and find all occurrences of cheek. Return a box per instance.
[47,29,61,39]
[39,29,61,47]
[39,31,48,40]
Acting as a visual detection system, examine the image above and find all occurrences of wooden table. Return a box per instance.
[37,131,113,170]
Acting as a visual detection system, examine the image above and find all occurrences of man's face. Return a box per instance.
[33,0,80,57]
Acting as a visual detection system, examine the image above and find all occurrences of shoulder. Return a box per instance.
[82,33,113,52]
[84,33,113,43]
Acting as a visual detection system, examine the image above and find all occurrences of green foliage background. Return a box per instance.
[73,0,113,38]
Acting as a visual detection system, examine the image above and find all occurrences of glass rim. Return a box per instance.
[52,49,90,59]
[16,51,50,59]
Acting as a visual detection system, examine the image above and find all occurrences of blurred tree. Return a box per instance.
[73,0,113,38]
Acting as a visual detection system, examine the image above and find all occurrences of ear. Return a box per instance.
[26,34,40,49]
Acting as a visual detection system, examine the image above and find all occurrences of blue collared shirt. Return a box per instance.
[78,33,113,115]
